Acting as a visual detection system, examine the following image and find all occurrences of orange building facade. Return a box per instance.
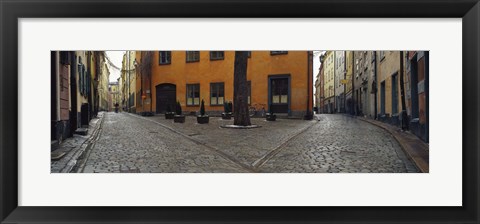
[136,51,313,118]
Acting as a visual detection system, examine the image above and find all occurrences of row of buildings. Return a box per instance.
[315,51,429,142]
[51,51,110,145]
[114,51,314,118]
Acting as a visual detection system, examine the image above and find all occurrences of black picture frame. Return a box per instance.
[1,0,479,223]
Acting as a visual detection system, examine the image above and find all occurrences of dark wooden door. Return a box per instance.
[156,84,176,113]
[270,77,289,113]
[391,73,398,114]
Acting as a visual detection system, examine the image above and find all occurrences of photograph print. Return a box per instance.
[51,50,429,173]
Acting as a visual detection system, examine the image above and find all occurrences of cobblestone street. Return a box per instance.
[77,112,418,173]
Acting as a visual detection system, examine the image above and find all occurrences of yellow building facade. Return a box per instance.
[98,61,110,111]
[137,51,313,117]
[120,51,136,112]
[376,51,401,117]
[323,51,335,113]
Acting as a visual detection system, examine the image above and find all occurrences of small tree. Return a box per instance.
[200,99,206,116]
[197,99,209,124]
[175,101,182,115]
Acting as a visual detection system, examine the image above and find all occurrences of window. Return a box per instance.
[60,51,71,65]
[271,78,288,104]
[210,51,224,60]
[270,51,288,55]
[210,82,225,105]
[186,84,200,106]
[186,51,200,62]
[159,51,171,65]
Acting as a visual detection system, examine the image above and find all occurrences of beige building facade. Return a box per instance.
[323,51,335,113]
[120,51,137,112]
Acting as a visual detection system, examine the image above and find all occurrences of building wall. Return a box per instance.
[334,51,345,112]
[121,51,137,112]
[75,51,89,113]
[99,62,110,111]
[406,51,429,142]
[52,51,72,143]
[58,54,70,121]
[345,51,353,94]
[353,51,375,117]
[88,52,98,117]
[135,51,155,114]
[366,51,376,118]
[376,51,401,117]
[319,62,325,113]
[118,77,123,111]
[109,83,119,111]
[323,51,335,113]
[315,74,321,110]
[149,51,312,117]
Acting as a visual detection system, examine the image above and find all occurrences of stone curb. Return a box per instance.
[354,116,429,173]
[72,114,106,173]
[51,112,106,173]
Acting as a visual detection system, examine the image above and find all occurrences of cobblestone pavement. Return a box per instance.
[143,114,315,169]
[258,114,419,173]
[80,112,248,173]
[79,112,418,173]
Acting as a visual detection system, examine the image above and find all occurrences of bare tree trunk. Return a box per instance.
[233,51,251,126]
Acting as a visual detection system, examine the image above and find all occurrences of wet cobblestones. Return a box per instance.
[82,112,247,173]
[259,115,418,173]
[80,112,418,173]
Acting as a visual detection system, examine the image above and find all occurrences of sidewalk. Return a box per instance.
[50,112,105,173]
[355,116,429,173]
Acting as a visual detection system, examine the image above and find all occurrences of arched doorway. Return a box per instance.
[156,83,176,113]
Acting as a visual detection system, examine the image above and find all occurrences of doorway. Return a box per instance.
[156,83,176,113]
[380,81,385,115]
[268,76,290,114]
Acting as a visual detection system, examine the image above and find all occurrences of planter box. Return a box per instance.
[197,115,209,124]
[141,112,154,117]
[165,112,175,119]
[222,112,232,120]
[266,113,276,121]
[173,115,185,123]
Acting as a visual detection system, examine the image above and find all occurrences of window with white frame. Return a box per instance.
[159,51,171,65]
[186,84,200,106]
[210,82,225,105]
